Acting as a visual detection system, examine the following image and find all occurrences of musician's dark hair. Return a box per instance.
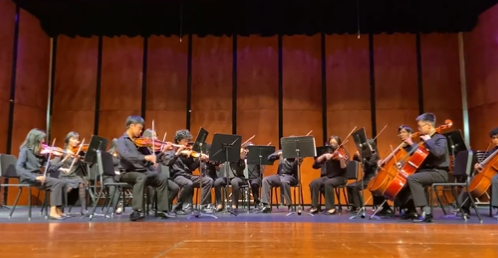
[20,129,46,154]
[397,125,413,134]
[416,113,436,127]
[174,129,192,144]
[108,138,118,154]
[125,115,145,129]
[63,131,79,148]
[489,128,498,138]
[328,135,342,146]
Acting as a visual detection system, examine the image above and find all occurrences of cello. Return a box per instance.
[468,148,498,198]
[370,119,453,200]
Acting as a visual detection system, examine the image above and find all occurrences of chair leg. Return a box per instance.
[433,187,447,215]
[27,187,32,220]
[9,187,23,218]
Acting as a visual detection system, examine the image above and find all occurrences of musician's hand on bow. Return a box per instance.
[36,176,46,184]
[240,149,248,159]
[474,163,482,171]
[200,153,209,161]
[377,160,384,167]
[175,145,188,156]
[59,168,70,174]
[162,142,173,152]
[420,135,431,141]
[145,155,157,164]
[323,153,334,160]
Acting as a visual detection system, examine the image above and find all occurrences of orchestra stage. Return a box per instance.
[1,207,496,257]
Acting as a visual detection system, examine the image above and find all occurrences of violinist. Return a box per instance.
[53,131,89,216]
[309,136,349,215]
[15,129,68,220]
[141,129,180,215]
[116,115,177,221]
[258,136,303,213]
[346,139,392,215]
[163,129,213,215]
[396,113,449,222]
[457,127,498,218]
[211,144,247,213]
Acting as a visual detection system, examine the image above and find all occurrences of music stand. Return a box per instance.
[350,127,375,220]
[442,130,468,214]
[79,135,108,218]
[210,133,242,216]
[187,127,216,219]
[281,136,316,216]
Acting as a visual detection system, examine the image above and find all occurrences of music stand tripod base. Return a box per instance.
[281,135,316,217]
[368,199,387,220]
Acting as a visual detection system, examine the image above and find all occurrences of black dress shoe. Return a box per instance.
[129,211,145,221]
[49,216,65,220]
[258,205,271,213]
[156,211,176,219]
[401,211,418,220]
[413,212,434,223]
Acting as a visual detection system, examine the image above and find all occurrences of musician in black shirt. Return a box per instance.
[116,116,178,221]
[258,138,303,213]
[457,127,498,218]
[309,136,348,215]
[396,113,449,222]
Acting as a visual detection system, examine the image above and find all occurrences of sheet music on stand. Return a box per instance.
[281,135,316,216]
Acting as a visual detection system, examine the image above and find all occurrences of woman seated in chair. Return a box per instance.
[308,135,349,215]
[15,128,68,220]
[54,131,89,216]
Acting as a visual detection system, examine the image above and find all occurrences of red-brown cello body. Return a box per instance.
[378,119,453,201]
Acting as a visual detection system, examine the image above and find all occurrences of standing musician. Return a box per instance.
[347,139,392,215]
[258,137,303,213]
[116,115,177,221]
[106,139,123,214]
[457,127,498,218]
[396,113,449,222]
[15,129,68,220]
[53,131,89,216]
[163,129,213,214]
[211,145,247,213]
[142,129,180,215]
[309,136,349,215]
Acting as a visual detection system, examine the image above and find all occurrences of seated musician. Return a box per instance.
[396,113,449,222]
[163,129,213,214]
[106,139,124,214]
[116,115,178,221]
[258,137,303,213]
[53,131,89,216]
[15,129,68,220]
[309,136,349,215]
[457,127,498,218]
[142,129,180,215]
[198,146,221,210]
[346,139,392,215]
[211,145,247,213]
[244,142,264,207]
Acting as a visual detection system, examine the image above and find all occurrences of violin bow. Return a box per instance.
[43,138,57,178]
[160,132,167,151]
[241,135,256,147]
[66,138,85,174]
[151,120,157,165]
[305,130,313,136]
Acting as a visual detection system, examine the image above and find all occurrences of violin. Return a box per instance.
[40,145,66,157]
[134,137,175,152]
[70,144,88,154]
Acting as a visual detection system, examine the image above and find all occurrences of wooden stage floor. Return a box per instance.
[1,208,497,257]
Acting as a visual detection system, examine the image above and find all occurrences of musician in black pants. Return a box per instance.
[245,142,264,207]
[258,146,302,213]
[396,113,449,222]
[346,139,393,215]
[309,136,348,215]
[116,116,179,221]
[457,127,498,218]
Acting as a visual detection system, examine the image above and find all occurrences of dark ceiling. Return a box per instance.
[12,0,498,37]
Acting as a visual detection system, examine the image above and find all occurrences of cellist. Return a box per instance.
[457,127,498,218]
[396,113,449,222]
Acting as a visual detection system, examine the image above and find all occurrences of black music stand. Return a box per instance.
[83,135,108,218]
[187,127,216,219]
[210,133,242,216]
[246,145,275,211]
[442,130,469,214]
[350,127,376,220]
[281,136,316,216]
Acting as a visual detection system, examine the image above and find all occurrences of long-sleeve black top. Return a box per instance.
[16,147,64,182]
[200,161,221,178]
[116,133,164,172]
[162,150,201,178]
[247,162,264,180]
[353,152,379,176]
[268,150,303,178]
[312,148,349,178]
